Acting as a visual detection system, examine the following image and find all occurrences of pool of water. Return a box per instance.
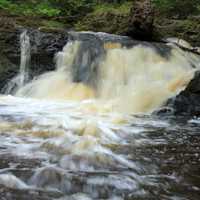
[0,95,199,200]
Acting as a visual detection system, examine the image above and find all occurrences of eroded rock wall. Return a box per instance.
[0,17,68,90]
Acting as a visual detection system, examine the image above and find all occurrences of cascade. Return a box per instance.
[0,32,200,199]
[4,30,31,94]
[15,32,200,114]
[19,30,31,87]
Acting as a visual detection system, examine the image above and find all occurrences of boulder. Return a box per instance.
[127,0,154,40]
[165,71,200,116]
[0,17,68,91]
[154,18,200,47]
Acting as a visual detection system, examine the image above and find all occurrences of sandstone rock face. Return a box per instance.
[127,0,154,40]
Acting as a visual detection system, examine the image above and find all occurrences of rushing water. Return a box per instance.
[3,30,31,94]
[0,32,200,200]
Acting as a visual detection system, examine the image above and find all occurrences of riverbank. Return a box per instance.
[1,1,200,45]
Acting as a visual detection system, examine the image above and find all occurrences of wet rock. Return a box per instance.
[0,17,68,90]
[0,18,20,89]
[127,0,154,40]
[75,11,130,35]
[166,71,200,116]
[0,55,19,90]
[68,32,105,86]
[154,18,200,47]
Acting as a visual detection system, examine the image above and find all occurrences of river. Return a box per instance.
[0,31,199,200]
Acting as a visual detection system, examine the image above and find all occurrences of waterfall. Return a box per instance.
[4,30,30,94]
[19,30,31,87]
[15,32,200,114]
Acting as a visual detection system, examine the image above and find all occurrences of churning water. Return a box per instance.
[0,32,199,200]
[15,33,199,114]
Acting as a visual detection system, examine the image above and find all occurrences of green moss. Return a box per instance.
[1,0,200,47]
[35,3,61,17]
[92,1,132,15]
[75,1,131,33]
[75,11,129,34]
[0,0,61,17]
[154,18,200,46]
[40,20,65,29]
[153,0,200,18]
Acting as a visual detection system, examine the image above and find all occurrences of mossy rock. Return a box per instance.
[75,12,129,35]
[154,18,200,46]
[0,15,68,91]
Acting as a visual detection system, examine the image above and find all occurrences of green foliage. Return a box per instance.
[41,20,65,29]
[1,0,199,21]
[92,1,131,15]
[48,0,95,18]
[35,3,60,17]
[0,0,9,7]
[153,0,200,18]
[0,0,131,17]
[0,0,61,17]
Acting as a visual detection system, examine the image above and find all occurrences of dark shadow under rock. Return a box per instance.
[126,0,154,41]
[164,71,200,116]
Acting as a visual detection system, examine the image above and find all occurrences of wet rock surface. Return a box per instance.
[166,71,200,116]
[0,17,68,90]
[154,17,200,47]
[1,29,173,91]
[126,0,154,40]
[27,29,68,76]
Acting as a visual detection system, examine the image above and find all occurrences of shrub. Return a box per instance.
[153,0,200,18]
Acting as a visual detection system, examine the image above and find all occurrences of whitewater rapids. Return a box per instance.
[15,32,200,114]
[0,32,200,199]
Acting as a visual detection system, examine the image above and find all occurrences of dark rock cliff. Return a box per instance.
[126,0,154,40]
[0,18,68,90]
[165,71,200,116]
